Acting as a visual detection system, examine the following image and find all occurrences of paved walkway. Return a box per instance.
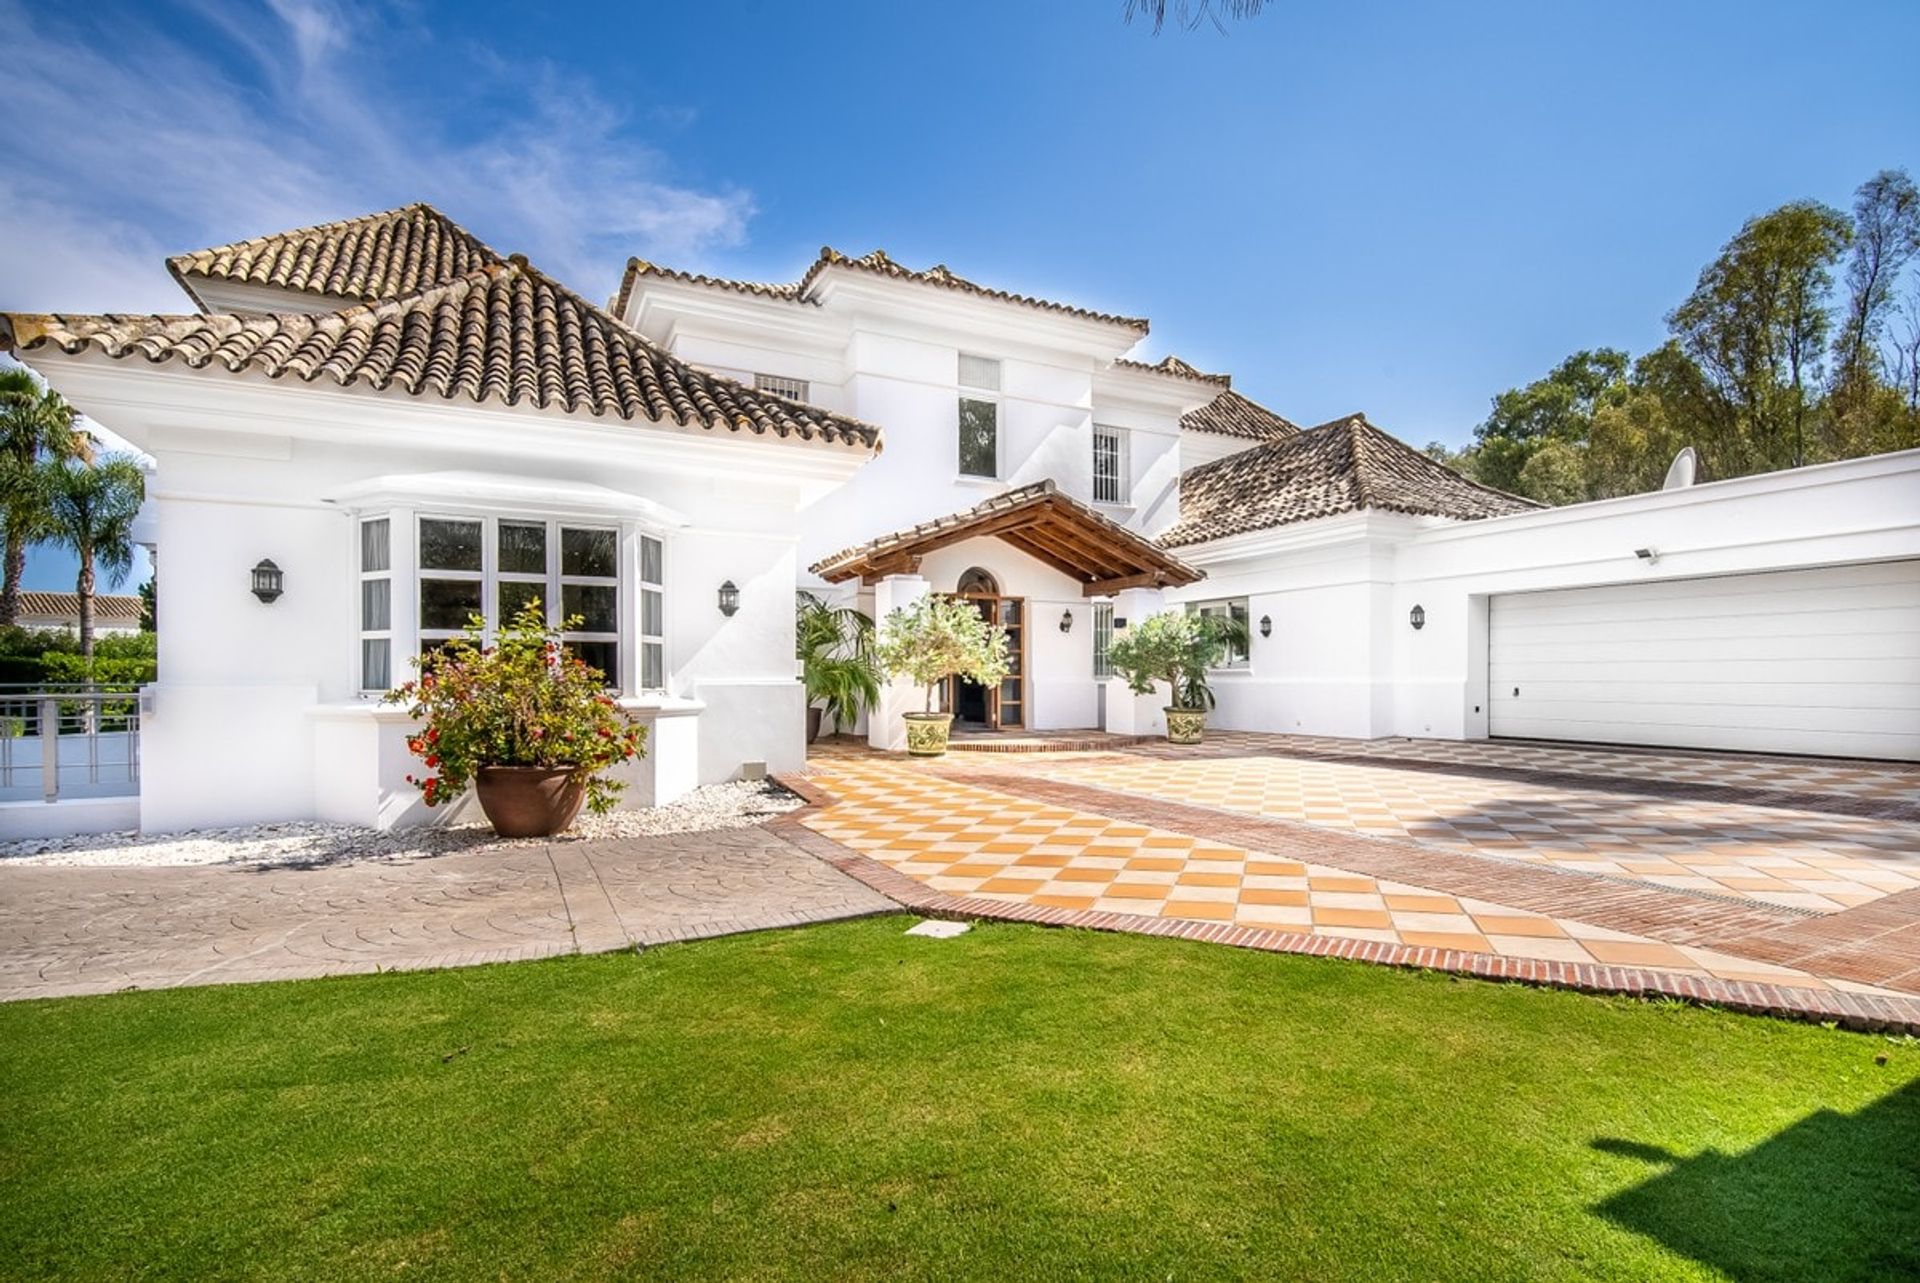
[0,826,894,1001]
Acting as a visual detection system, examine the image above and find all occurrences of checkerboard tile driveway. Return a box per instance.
[798,750,1873,993]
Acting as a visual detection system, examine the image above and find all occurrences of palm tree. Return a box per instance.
[0,365,91,626]
[40,455,146,659]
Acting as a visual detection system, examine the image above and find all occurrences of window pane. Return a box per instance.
[420,578,483,630]
[361,638,390,690]
[361,577,390,631]
[360,519,390,573]
[498,521,546,574]
[640,536,663,585]
[569,641,617,686]
[499,580,544,622]
[641,588,663,637]
[958,353,1001,390]
[642,641,664,690]
[958,399,997,476]
[562,527,617,578]
[419,518,482,571]
[562,583,618,633]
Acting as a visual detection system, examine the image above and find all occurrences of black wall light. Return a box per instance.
[1059,609,1073,634]
[1112,616,1127,630]
[250,559,283,604]
[1259,615,1272,638]
[1409,604,1426,630]
[718,580,740,617]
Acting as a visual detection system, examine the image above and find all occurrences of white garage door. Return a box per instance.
[1488,560,1920,761]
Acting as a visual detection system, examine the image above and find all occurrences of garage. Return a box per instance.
[1488,560,1920,761]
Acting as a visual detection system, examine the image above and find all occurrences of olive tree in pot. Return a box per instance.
[1104,610,1245,745]
[385,601,647,837]
[872,593,1011,756]
[796,591,880,742]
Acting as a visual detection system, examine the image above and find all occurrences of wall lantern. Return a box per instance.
[1409,604,1426,631]
[250,559,284,604]
[718,580,740,617]
[1112,616,1127,631]
[1059,609,1074,634]
[1259,615,1272,638]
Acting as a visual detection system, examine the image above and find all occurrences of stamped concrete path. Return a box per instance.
[0,826,895,1001]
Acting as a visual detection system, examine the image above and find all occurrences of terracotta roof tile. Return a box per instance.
[617,246,1150,333]
[811,480,1202,591]
[4,259,880,451]
[167,204,503,308]
[1181,388,1301,441]
[1158,414,1539,547]
[16,591,143,622]
[1112,354,1232,387]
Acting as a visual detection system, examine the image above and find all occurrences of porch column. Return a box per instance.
[868,573,930,751]
[1104,586,1172,738]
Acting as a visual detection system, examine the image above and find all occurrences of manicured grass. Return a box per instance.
[2,920,1915,1282]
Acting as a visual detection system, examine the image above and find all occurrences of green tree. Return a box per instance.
[1455,349,1630,496]
[39,455,146,659]
[0,366,92,627]
[1829,171,1920,457]
[1587,344,1706,496]
[1667,200,1852,472]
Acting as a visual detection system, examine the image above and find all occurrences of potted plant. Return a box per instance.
[796,591,880,741]
[385,600,647,837]
[1105,610,1246,745]
[872,593,1011,756]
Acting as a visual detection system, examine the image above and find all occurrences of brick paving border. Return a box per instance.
[1097,738,1920,823]
[775,772,1920,1037]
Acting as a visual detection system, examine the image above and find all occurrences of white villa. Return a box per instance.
[4,203,1917,836]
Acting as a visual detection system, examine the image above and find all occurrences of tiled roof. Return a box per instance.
[16,591,143,622]
[811,480,1202,592]
[1181,389,1301,441]
[167,204,504,308]
[3,258,881,450]
[1158,414,1539,547]
[1111,354,1232,387]
[616,246,1150,333]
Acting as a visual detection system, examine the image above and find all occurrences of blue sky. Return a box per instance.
[6,0,1917,591]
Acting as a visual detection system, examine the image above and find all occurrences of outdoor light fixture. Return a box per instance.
[1635,547,1660,564]
[1112,616,1127,631]
[1059,609,1073,634]
[718,580,740,617]
[1259,615,1272,638]
[1409,604,1426,630]
[250,559,283,604]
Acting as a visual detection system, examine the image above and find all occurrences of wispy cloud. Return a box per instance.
[0,0,751,314]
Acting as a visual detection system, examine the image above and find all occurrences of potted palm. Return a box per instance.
[873,594,1011,757]
[385,600,647,837]
[1105,610,1245,745]
[796,591,880,741]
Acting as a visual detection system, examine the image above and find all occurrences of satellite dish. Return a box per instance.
[1661,446,1697,491]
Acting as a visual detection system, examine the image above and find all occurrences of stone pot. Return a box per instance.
[475,765,587,838]
[1164,706,1206,745]
[807,705,824,743]
[904,711,954,757]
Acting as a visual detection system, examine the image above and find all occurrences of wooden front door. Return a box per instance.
[947,594,1027,729]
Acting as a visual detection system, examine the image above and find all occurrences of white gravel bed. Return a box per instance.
[0,780,803,869]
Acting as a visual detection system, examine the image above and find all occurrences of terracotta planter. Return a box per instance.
[807,706,824,743]
[904,711,953,757]
[474,765,586,838]
[1164,707,1206,745]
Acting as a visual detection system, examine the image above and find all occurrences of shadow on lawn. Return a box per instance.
[1592,1077,1920,1282]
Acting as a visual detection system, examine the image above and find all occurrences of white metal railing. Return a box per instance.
[0,684,142,803]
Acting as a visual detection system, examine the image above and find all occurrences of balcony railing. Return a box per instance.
[0,684,142,803]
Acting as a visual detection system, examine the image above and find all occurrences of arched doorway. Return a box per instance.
[950,568,1025,730]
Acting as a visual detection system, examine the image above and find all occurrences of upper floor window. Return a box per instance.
[957,353,1000,478]
[753,372,809,401]
[1189,597,1250,669]
[1092,425,1128,504]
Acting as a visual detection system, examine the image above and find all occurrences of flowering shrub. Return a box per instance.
[384,601,646,814]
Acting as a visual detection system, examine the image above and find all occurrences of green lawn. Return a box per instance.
[2,919,1915,1282]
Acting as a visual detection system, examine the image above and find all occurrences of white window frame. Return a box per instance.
[1092,602,1115,679]
[957,353,1001,480]
[638,533,666,693]
[753,372,809,401]
[1092,425,1129,505]
[357,517,392,693]
[1189,597,1251,669]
